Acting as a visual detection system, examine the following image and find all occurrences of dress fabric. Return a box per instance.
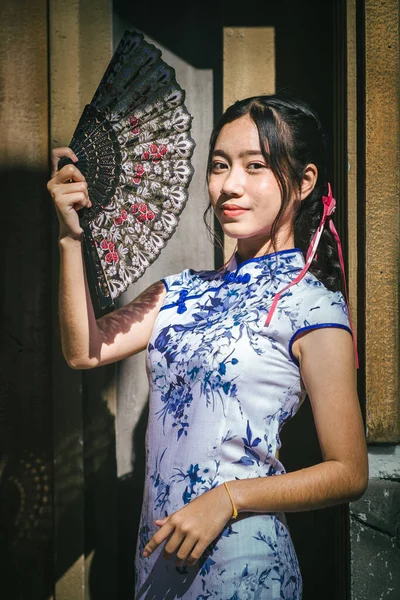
[135,248,351,600]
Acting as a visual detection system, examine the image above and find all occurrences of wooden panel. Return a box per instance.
[365,0,400,442]
[223,27,275,262]
[347,0,358,337]
[48,1,114,598]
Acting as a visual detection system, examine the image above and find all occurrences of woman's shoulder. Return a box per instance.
[289,272,350,329]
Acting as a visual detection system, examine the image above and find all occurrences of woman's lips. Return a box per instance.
[221,206,248,217]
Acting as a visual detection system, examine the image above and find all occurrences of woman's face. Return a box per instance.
[208,115,294,254]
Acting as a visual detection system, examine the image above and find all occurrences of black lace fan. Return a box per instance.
[58,30,196,309]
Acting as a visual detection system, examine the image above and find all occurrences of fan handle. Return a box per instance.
[55,156,114,311]
[57,156,75,171]
[57,156,87,177]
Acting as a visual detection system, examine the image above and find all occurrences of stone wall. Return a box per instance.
[351,449,400,599]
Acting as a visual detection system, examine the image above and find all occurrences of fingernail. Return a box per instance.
[142,550,149,558]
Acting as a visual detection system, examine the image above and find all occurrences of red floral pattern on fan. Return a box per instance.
[129,115,140,136]
[105,252,119,263]
[102,239,119,264]
[140,145,168,163]
[113,209,130,226]
[153,153,162,164]
[132,162,147,186]
[129,202,155,222]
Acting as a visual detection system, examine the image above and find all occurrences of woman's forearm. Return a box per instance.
[58,235,102,368]
[228,460,367,515]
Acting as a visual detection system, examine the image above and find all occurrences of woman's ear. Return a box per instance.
[301,164,318,199]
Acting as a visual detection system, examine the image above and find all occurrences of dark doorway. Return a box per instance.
[112,2,349,599]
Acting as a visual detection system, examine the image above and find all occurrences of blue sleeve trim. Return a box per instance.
[161,278,169,292]
[288,323,352,367]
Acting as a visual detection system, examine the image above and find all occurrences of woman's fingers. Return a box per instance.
[142,519,174,558]
[64,192,91,210]
[186,541,206,566]
[47,155,91,239]
[162,530,186,561]
[54,163,85,184]
[174,536,198,566]
[51,147,78,177]
[47,179,90,207]
[143,519,200,566]
[56,181,90,203]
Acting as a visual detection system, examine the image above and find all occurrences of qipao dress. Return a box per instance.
[135,248,351,600]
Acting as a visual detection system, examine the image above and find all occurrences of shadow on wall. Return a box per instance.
[280,398,347,600]
[86,394,148,600]
[0,166,54,599]
[0,166,119,599]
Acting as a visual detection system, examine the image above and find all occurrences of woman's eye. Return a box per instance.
[248,162,266,170]
[212,161,227,171]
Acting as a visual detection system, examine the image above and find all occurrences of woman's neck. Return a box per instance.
[236,230,295,262]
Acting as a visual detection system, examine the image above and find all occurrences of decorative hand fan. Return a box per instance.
[58,30,196,309]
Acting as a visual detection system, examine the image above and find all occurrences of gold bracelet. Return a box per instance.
[223,481,238,519]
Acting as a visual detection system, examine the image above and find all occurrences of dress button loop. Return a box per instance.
[177,289,189,313]
[223,272,251,284]
[223,272,236,283]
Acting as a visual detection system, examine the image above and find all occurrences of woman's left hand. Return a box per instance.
[142,484,234,567]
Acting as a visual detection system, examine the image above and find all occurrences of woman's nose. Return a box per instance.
[220,169,244,197]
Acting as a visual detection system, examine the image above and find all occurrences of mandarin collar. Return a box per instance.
[225,248,305,276]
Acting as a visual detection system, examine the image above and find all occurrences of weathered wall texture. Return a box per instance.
[351,455,400,600]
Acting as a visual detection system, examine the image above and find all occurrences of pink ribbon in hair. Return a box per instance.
[265,183,359,368]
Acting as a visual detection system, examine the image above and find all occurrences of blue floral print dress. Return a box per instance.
[135,248,351,599]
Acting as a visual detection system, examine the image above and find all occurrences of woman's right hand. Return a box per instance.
[47,147,92,240]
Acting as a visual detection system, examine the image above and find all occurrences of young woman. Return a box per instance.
[47,94,368,599]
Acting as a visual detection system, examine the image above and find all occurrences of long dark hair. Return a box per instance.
[204,94,342,291]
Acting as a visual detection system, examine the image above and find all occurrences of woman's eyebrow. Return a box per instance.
[212,149,264,158]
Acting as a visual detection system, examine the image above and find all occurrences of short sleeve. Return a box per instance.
[288,289,352,365]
